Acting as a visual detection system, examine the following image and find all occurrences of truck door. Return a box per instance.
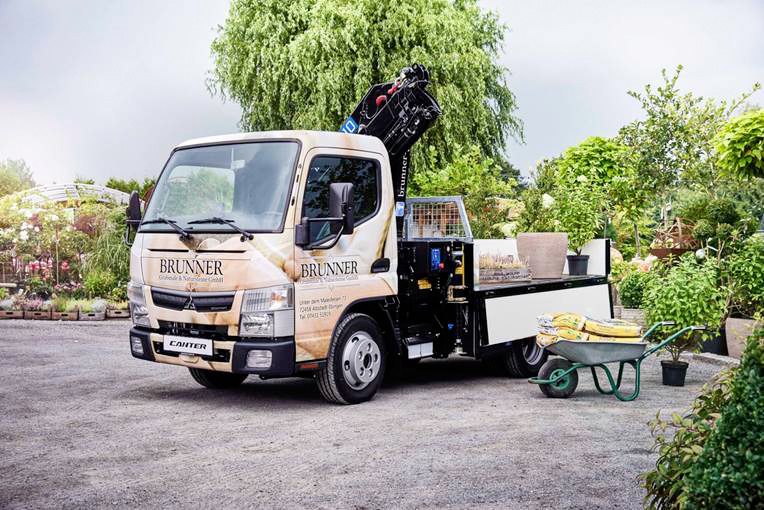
[293,148,397,362]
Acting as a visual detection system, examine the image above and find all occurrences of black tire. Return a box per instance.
[538,358,578,398]
[317,313,386,404]
[188,368,248,389]
[493,337,549,377]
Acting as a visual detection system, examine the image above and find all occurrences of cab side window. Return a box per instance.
[302,156,379,225]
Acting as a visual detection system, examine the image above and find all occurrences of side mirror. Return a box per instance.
[329,182,354,235]
[126,191,142,230]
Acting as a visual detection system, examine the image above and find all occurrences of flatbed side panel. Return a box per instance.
[483,283,611,345]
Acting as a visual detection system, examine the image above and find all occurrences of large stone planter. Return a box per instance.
[24,310,52,320]
[725,317,760,359]
[79,311,106,321]
[52,311,79,321]
[516,232,568,279]
[0,310,24,319]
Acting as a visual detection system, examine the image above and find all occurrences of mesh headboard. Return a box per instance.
[403,196,473,241]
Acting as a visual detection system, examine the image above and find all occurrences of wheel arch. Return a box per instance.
[335,297,401,358]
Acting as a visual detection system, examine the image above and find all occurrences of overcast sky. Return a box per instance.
[1,0,763,185]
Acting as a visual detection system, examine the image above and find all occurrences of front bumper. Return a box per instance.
[129,327,295,377]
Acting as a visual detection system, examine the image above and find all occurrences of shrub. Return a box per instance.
[642,255,727,362]
[726,235,764,318]
[674,190,711,224]
[553,175,606,254]
[26,276,53,299]
[0,287,8,300]
[83,269,117,299]
[706,197,740,227]
[619,271,652,308]
[640,367,736,509]
[682,327,764,508]
[715,109,764,180]
[51,296,70,312]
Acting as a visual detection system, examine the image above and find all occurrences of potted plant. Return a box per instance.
[51,296,78,321]
[77,299,106,321]
[724,235,764,358]
[617,270,653,327]
[22,296,52,320]
[643,255,727,386]
[106,301,130,319]
[0,288,24,319]
[554,176,605,275]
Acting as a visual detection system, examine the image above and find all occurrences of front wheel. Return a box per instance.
[317,313,386,404]
[188,368,248,389]
[493,337,549,377]
[538,358,578,398]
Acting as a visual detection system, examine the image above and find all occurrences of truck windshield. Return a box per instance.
[142,141,299,234]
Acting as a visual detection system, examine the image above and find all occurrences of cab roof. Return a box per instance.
[176,130,387,155]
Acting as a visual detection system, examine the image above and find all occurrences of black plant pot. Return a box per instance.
[567,255,589,275]
[700,328,728,356]
[661,360,689,387]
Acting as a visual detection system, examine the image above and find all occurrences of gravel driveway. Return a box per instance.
[0,320,724,509]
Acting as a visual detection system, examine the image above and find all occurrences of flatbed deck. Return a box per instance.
[476,274,609,297]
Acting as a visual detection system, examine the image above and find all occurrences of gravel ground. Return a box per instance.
[0,320,724,509]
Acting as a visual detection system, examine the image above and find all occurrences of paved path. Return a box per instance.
[0,320,724,509]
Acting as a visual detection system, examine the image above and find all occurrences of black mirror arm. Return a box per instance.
[296,217,345,251]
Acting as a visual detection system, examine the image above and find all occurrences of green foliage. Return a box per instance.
[73,176,95,185]
[412,144,515,238]
[209,0,522,176]
[51,296,70,312]
[726,235,764,318]
[682,328,764,509]
[642,255,727,362]
[619,66,759,193]
[553,175,605,254]
[83,269,117,299]
[84,207,130,287]
[26,276,53,298]
[0,159,35,197]
[640,367,735,510]
[706,197,740,226]
[715,109,764,180]
[105,177,155,197]
[619,271,652,308]
[674,190,711,223]
[0,287,8,300]
[692,219,714,242]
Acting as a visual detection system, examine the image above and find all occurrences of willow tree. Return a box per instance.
[209,0,522,175]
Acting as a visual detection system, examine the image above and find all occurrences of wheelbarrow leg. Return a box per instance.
[591,362,627,395]
[611,360,641,402]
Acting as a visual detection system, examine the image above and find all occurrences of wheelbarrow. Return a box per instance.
[528,322,707,401]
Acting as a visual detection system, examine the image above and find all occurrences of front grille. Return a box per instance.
[151,288,235,312]
[158,320,230,340]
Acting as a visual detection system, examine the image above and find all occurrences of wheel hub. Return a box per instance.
[341,331,381,390]
[550,368,570,389]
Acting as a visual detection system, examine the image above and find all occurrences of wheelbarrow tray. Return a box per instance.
[546,340,647,365]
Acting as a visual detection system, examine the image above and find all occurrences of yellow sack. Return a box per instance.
[536,333,558,347]
[555,328,589,341]
[551,312,586,331]
[584,318,642,338]
[588,333,644,344]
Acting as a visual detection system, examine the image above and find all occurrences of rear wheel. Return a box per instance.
[317,313,386,404]
[493,337,549,377]
[189,368,248,389]
[538,358,578,398]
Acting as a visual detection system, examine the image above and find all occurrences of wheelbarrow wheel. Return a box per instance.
[538,358,578,398]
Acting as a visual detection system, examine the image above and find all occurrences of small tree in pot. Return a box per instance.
[642,255,727,386]
[554,175,605,275]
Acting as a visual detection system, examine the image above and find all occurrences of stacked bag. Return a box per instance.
[536,312,643,348]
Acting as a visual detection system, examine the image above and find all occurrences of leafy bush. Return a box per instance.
[26,276,53,299]
[641,367,735,509]
[643,255,727,362]
[553,175,606,254]
[692,219,714,243]
[619,271,652,308]
[726,235,764,318]
[67,299,93,313]
[0,287,8,300]
[715,109,764,180]
[83,269,117,299]
[683,327,764,508]
[706,197,740,227]
[674,190,711,224]
[51,296,71,312]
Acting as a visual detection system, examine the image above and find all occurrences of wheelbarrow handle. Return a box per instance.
[641,320,676,341]
[641,325,704,359]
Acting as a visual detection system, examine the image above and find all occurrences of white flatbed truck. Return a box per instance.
[126,65,612,403]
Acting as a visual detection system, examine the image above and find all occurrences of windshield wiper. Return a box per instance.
[140,217,192,241]
[187,217,254,241]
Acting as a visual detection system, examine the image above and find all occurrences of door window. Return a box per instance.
[302,156,379,225]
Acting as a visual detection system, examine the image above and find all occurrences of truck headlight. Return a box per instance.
[128,281,150,327]
[240,285,294,337]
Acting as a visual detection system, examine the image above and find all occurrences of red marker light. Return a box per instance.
[375,95,387,106]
